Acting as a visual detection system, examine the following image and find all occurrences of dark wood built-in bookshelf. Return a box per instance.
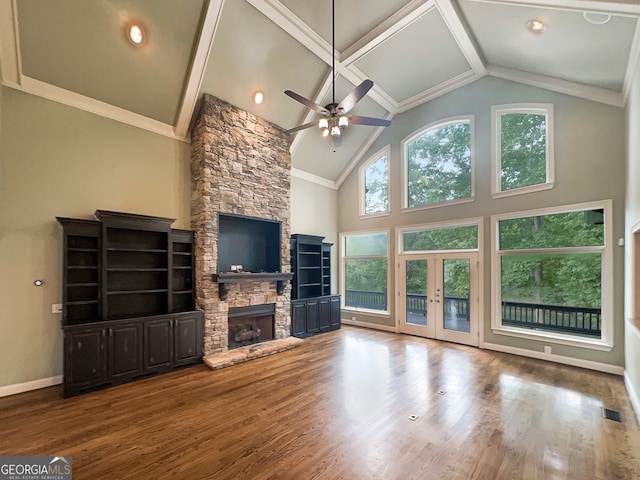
[57,211,202,397]
[290,234,340,338]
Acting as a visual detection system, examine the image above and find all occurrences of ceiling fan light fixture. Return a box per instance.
[127,23,145,45]
[331,126,341,137]
[322,128,330,137]
[319,118,329,129]
[338,116,348,128]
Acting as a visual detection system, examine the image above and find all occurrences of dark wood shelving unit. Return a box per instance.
[290,234,340,338]
[57,211,202,397]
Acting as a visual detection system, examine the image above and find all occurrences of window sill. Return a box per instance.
[491,325,613,352]
[491,181,554,199]
[342,306,389,318]
[359,211,391,220]
[402,196,474,213]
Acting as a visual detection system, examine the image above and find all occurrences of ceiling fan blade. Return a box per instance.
[284,90,329,115]
[285,121,318,134]
[337,79,374,114]
[332,134,342,148]
[348,115,391,127]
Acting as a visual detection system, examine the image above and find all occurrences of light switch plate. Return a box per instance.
[52,304,63,313]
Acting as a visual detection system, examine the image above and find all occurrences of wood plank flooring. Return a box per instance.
[1,326,639,479]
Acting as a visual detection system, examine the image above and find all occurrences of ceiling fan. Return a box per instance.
[284,0,391,147]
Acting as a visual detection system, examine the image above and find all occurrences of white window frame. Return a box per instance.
[340,228,391,317]
[490,200,613,351]
[397,217,482,255]
[359,144,391,218]
[491,103,554,199]
[401,116,475,212]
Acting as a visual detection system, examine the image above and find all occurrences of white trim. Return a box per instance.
[482,342,623,375]
[397,70,479,113]
[463,0,640,17]
[17,76,189,142]
[401,115,475,210]
[434,0,487,76]
[359,144,391,217]
[622,19,640,105]
[0,0,21,86]
[291,167,338,190]
[487,65,625,108]
[0,375,62,398]
[396,216,483,254]
[341,307,390,318]
[624,372,640,426]
[491,103,554,198]
[490,199,614,349]
[174,0,225,138]
[341,318,397,333]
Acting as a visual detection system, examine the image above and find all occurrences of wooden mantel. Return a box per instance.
[212,272,293,300]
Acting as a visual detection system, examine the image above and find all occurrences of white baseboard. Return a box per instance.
[624,372,640,426]
[341,318,397,333]
[482,342,624,375]
[0,375,63,398]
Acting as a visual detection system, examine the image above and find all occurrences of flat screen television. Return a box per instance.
[217,213,281,273]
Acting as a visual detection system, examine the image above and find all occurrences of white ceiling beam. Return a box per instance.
[434,0,487,76]
[341,0,435,65]
[487,65,625,107]
[174,0,226,138]
[246,0,333,65]
[0,0,21,88]
[291,167,338,190]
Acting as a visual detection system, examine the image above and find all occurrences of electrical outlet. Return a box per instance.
[230,265,237,271]
[52,304,63,314]
[544,346,552,354]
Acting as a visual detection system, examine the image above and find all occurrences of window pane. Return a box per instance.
[364,155,388,214]
[499,210,604,250]
[344,258,388,311]
[407,122,471,208]
[403,225,478,252]
[500,112,547,191]
[345,232,388,256]
[501,253,601,338]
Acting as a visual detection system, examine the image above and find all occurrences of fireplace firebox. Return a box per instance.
[227,304,275,349]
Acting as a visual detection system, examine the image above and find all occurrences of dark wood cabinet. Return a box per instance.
[291,233,341,338]
[64,326,108,396]
[57,211,203,396]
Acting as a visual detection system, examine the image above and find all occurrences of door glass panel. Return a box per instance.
[442,258,470,333]
[406,260,428,326]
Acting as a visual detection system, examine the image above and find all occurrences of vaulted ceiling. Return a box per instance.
[1,0,638,186]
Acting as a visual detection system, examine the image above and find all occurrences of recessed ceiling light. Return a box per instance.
[128,23,145,45]
[254,91,264,104]
[583,12,611,25]
[527,19,546,33]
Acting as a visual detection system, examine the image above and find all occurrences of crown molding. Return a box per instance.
[17,76,189,141]
[397,69,481,113]
[487,65,625,107]
[291,167,338,190]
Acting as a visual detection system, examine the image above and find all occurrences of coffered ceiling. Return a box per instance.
[1,0,639,186]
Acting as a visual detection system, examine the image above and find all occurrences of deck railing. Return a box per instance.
[345,289,601,336]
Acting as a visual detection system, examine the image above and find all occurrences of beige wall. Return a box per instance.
[338,76,626,366]
[290,175,338,293]
[625,55,640,415]
[0,88,191,388]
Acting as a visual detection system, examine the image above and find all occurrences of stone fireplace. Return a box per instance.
[190,94,292,356]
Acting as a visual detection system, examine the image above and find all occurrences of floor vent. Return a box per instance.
[602,408,622,422]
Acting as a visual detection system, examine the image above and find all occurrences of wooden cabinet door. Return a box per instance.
[109,322,142,381]
[64,327,108,395]
[330,296,341,329]
[174,314,203,365]
[144,317,173,372]
[306,299,319,334]
[318,297,331,332]
[291,301,307,337]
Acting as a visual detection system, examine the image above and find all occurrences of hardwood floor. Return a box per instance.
[1,326,639,479]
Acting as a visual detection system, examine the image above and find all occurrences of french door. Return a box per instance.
[398,253,479,346]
